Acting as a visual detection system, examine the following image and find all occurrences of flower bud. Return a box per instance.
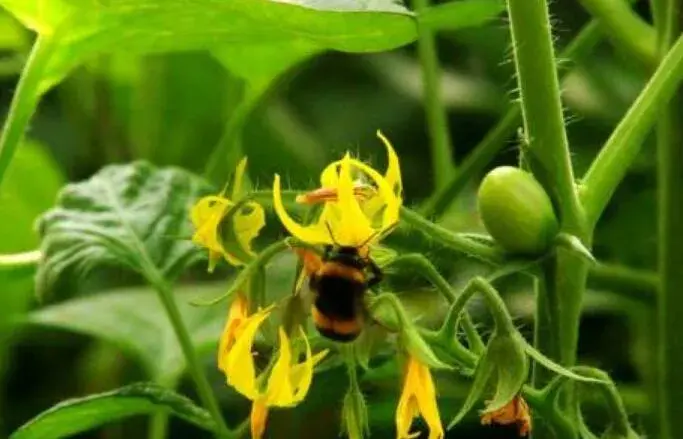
[341,384,370,439]
[477,166,559,255]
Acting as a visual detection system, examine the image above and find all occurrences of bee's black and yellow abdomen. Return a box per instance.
[311,261,366,342]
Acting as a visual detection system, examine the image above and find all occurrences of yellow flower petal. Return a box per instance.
[335,154,374,246]
[349,158,401,234]
[288,328,325,404]
[376,130,402,197]
[225,307,273,400]
[320,161,340,187]
[273,174,332,245]
[396,357,444,439]
[224,200,266,266]
[265,327,295,406]
[217,293,250,374]
[191,195,232,253]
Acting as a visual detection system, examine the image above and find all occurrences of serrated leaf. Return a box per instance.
[418,0,504,32]
[10,382,215,439]
[26,284,225,383]
[35,161,209,298]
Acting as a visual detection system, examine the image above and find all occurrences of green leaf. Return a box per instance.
[0,0,417,91]
[213,41,320,92]
[35,161,209,298]
[9,382,215,439]
[26,284,226,383]
[418,0,504,32]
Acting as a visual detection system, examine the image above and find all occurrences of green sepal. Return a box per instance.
[282,290,309,338]
[447,344,496,429]
[340,383,370,439]
[554,232,596,263]
[601,426,641,439]
[447,330,528,429]
[401,324,453,370]
[521,336,605,385]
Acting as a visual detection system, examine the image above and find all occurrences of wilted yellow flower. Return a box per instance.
[481,395,532,437]
[273,130,402,249]
[396,356,444,439]
[223,307,328,439]
[191,158,265,272]
[217,292,250,374]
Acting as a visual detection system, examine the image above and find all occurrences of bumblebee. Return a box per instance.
[298,244,382,342]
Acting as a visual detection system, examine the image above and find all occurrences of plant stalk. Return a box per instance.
[148,412,170,439]
[653,1,683,437]
[150,276,230,438]
[581,32,683,226]
[412,0,454,189]
[578,0,657,65]
[421,19,603,218]
[505,1,589,437]
[0,36,54,189]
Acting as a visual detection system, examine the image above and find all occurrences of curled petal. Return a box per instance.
[376,130,402,197]
[265,328,295,406]
[289,328,327,404]
[273,174,332,245]
[335,154,375,246]
[396,357,444,439]
[217,293,250,373]
[191,195,232,253]
[225,307,273,400]
[225,200,266,266]
[349,158,401,235]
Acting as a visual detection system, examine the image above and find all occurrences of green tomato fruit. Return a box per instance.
[477,166,559,255]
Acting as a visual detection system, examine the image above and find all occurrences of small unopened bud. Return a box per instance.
[341,384,370,439]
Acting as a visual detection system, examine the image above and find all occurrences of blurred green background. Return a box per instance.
[0,0,656,437]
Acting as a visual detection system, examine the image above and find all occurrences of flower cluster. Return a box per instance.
[190,132,531,438]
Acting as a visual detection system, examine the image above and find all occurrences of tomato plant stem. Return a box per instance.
[146,272,231,438]
[0,36,53,189]
[578,0,656,65]
[420,20,603,219]
[581,33,683,226]
[412,0,454,189]
[653,1,683,437]
[505,0,589,436]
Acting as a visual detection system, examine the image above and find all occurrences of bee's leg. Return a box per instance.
[366,259,383,289]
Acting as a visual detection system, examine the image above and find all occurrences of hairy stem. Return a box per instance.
[506,1,589,437]
[412,0,454,188]
[421,20,603,218]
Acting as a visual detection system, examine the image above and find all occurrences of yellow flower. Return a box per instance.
[217,292,250,375]
[191,158,265,272]
[273,130,402,248]
[223,307,328,439]
[480,395,532,437]
[396,356,444,439]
